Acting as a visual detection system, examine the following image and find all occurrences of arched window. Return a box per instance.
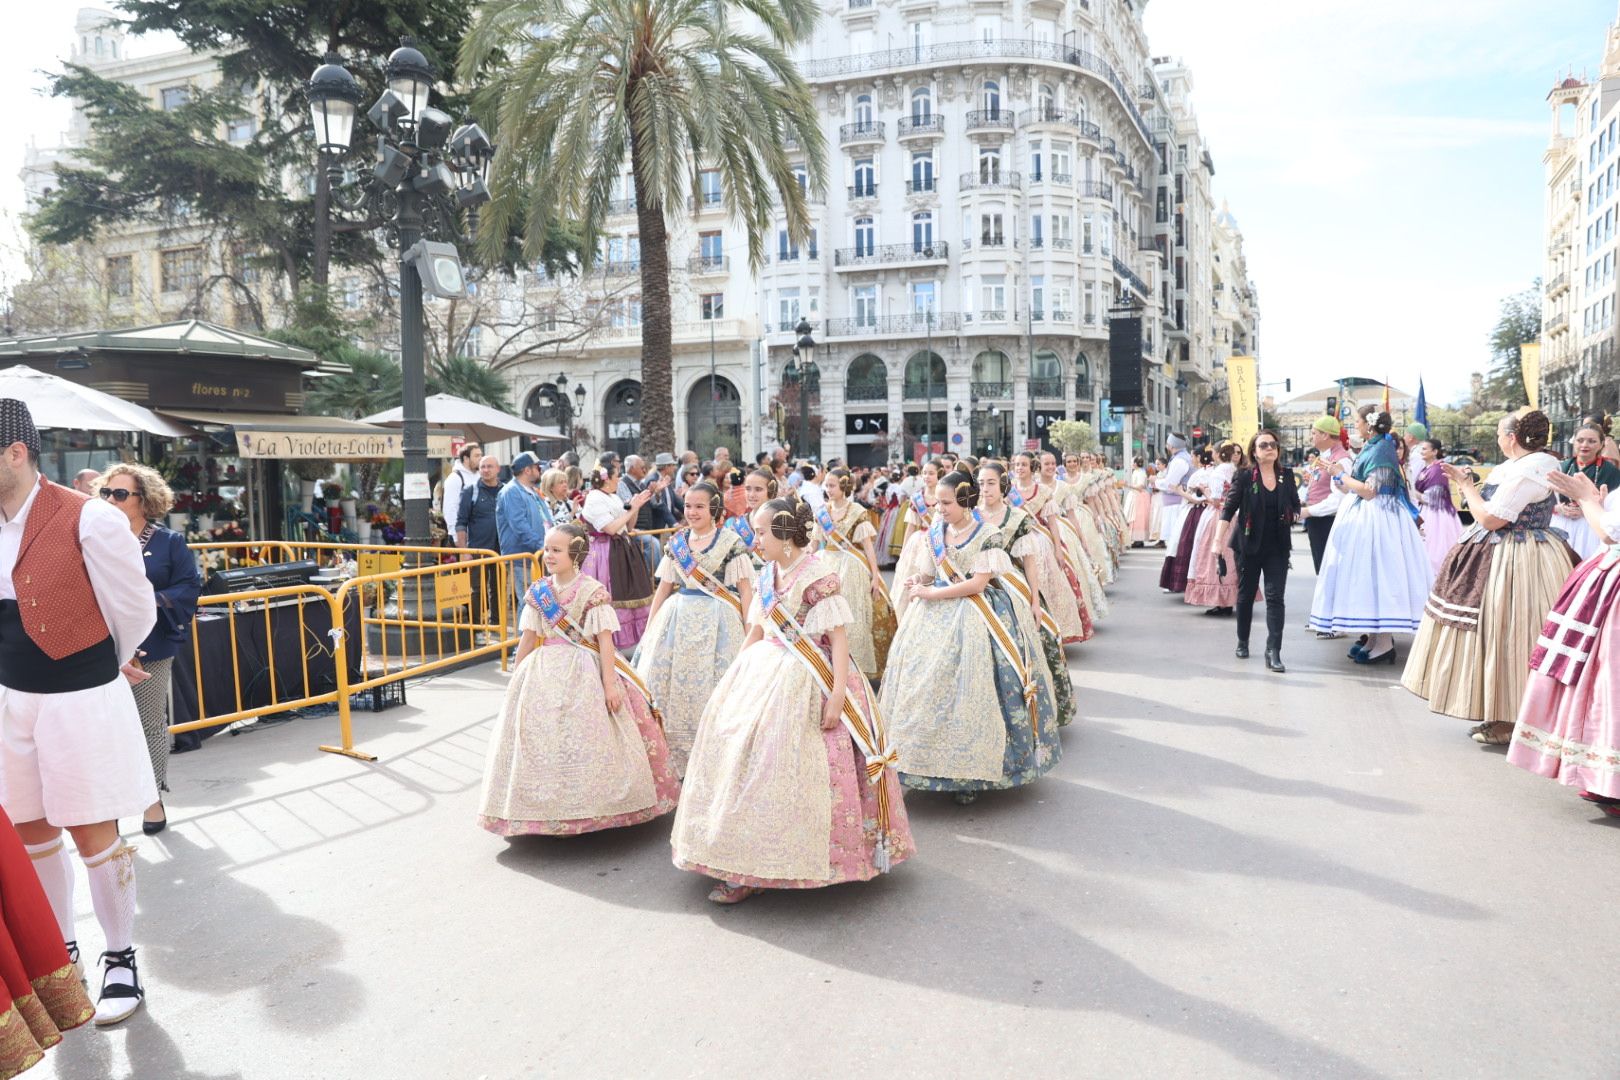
[982,80,1000,117]
[904,351,946,397]
[972,350,1012,397]
[687,375,742,459]
[95,36,104,57]
[854,216,875,256]
[1075,352,1093,399]
[1031,349,1063,398]
[910,86,932,121]
[1038,83,1056,120]
[846,354,889,402]
[604,379,642,457]
[854,94,874,125]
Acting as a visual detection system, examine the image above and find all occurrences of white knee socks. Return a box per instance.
[24,838,76,945]
[82,838,136,955]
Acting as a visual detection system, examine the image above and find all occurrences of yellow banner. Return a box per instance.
[1227,355,1259,448]
[1520,343,1541,410]
[436,571,472,610]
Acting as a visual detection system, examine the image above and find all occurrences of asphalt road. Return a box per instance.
[36,541,1620,1079]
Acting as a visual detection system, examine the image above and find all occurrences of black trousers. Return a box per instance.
[1304,514,1335,573]
[1235,545,1290,652]
[469,562,500,630]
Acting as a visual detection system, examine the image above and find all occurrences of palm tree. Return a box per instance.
[431,354,514,412]
[459,0,827,454]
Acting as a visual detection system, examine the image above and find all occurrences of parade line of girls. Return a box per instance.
[1153,404,1620,822]
[477,455,1127,902]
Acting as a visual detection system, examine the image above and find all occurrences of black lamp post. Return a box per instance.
[787,318,817,458]
[306,40,494,545]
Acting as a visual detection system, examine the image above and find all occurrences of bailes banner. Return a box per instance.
[1227,356,1259,448]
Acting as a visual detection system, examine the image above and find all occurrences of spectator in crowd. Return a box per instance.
[617,455,666,571]
[456,454,505,638]
[797,462,826,513]
[539,468,575,525]
[648,453,684,529]
[676,461,702,498]
[439,443,482,544]
[72,469,101,496]
[724,467,749,519]
[97,462,200,837]
[496,451,551,601]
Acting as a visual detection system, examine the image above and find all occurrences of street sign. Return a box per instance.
[950,433,963,445]
[1192,426,1204,439]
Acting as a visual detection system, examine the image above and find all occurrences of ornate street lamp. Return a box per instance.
[787,318,817,458]
[306,40,495,545]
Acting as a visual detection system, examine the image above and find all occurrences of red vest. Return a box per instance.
[12,478,111,660]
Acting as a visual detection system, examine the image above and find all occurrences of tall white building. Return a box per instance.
[1542,8,1620,415]
[18,3,1257,464]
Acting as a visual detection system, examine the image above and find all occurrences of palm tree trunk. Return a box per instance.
[630,140,676,456]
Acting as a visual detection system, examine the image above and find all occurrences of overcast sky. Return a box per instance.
[2,0,1615,406]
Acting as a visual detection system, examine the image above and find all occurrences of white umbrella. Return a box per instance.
[0,364,195,437]
[360,392,568,446]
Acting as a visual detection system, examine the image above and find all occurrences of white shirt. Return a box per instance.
[799,479,827,513]
[1157,453,1192,493]
[0,476,155,664]
[439,461,478,535]
[1479,453,1559,523]
[581,488,622,531]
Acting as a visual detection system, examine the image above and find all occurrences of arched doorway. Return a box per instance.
[604,379,642,458]
[687,375,742,460]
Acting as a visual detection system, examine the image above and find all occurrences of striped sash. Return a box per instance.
[817,504,894,605]
[757,567,897,869]
[670,530,745,619]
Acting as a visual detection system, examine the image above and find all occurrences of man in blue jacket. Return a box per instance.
[495,451,552,610]
[455,453,504,634]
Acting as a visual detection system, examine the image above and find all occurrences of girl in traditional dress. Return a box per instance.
[1147,461,1165,544]
[726,468,778,573]
[633,482,754,777]
[1056,455,1114,587]
[977,461,1078,722]
[672,497,914,904]
[881,471,1063,803]
[1551,415,1620,560]
[1307,406,1433,663]
[1401,410,1578,743]
[814,468,896,680]
[1128,458,1152,546]
[1412,439,1462,573]
[891,460,943,615]
[1009,452,1098,634]
[580,466,656,650]
[1508,468,1620,815]
[478,523,680,837]
[1181,446,1234,596]
[1186,444,1245,615]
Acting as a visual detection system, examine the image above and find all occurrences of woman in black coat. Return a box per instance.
[1212,430,1301,673]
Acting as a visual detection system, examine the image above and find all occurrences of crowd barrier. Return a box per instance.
[176,528,683,761]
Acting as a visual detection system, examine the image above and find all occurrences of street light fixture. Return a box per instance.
[306,39,495,545]
[786,318,817,458]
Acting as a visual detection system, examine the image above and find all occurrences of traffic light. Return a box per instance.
[1285,378,1292,393]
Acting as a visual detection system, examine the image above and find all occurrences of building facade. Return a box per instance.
[19,3,1258,465]
[1541,12,1620,416]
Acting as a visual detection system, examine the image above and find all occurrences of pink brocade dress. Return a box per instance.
[671,559,915,888]
[477,575,680,836]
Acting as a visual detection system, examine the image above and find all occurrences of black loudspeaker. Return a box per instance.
[1108,315,1144,409]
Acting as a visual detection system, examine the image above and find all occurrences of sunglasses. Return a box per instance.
[1255,441,1278,449]
[99,487,140,502]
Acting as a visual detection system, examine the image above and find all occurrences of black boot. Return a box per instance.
[1265,646,1286,673]
[1235,642,1250,659]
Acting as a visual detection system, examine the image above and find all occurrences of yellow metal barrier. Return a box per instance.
[175,582,348,743]
[190,540,497,581]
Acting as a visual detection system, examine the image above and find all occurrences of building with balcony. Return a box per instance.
[1540,16,1620,417]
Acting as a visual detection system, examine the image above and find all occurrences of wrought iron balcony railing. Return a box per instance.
[832,240,950,268]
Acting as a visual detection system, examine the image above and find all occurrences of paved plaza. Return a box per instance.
[35,547,1620,1080]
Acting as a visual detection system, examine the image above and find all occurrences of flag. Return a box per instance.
[1382,376,1391,415]
[1415,378,1428,428]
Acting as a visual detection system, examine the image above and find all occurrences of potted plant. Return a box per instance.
[291,459,334,512]
[167,492,191,532]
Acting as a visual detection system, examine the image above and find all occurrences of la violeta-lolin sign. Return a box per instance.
[236,430,455,459]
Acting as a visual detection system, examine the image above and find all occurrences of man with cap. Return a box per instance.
[647,452,685,530]
[496,451,552,606]
[1300,416,1352,581]
[0,399,157,1025]
[1155,433,1195,565]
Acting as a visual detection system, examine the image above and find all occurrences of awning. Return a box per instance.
[159,410,455,459]
[360,392,568,445]
[0,364,196,437]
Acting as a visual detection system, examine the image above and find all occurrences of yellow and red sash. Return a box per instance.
[670,529,746,620]
[816,503,894,606]
[929,522,1041,736]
